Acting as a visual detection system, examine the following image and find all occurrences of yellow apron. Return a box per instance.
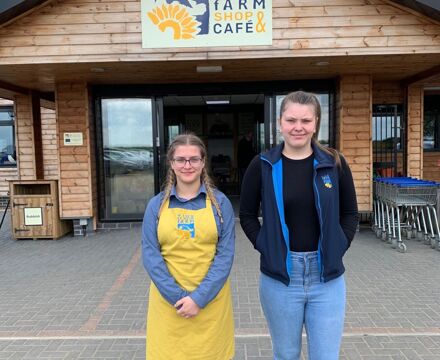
[146,197,234,360]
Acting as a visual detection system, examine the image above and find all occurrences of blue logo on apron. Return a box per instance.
[177,214,196,238]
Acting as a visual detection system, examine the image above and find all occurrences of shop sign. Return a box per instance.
[63,132,83,146]
[141,0,272,48]
[24,208,43,226]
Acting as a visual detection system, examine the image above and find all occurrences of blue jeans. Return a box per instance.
[259,251,346,360]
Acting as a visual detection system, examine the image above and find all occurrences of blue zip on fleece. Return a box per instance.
[261,156,292,278]
[313,158,324,282]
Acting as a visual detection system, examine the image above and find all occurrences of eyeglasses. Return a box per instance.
[172,157,203,168]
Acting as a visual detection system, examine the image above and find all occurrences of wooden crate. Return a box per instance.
[9,180,72,240]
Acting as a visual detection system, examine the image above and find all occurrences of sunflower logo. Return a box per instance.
[147,3,200,40]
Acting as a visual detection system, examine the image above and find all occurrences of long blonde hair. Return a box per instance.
[279,91,341,167]
[159,133,223,222]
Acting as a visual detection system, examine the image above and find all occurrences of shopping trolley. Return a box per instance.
[372,177,440,253]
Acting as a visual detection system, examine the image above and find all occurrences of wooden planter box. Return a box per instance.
[9,180,72,240]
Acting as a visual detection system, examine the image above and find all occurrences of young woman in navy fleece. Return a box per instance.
[240,91,359,360]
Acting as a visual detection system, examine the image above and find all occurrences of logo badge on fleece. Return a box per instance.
[321,174,333,189]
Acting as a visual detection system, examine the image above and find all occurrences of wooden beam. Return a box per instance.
[40,98,55,110]
[40,92,55,102]
[31,91,44,180]
[401,65,440,86]
[0,80,29,96]
[0,89,16,100]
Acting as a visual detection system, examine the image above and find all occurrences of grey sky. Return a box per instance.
[0,0,25,13]
[417,0,440,10]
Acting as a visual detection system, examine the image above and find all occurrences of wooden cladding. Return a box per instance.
[0,168,18,195]
[31,92,43,179]
[0,97,56,196]
[424,152,440,182]
[14,94,57,182]
[41,106,59,180]
[373,82,404,104]
[338,75,372,212]
[15,93,36,180]
[0,0,439,64]
[56,82,93,218]
[407,85,423,178]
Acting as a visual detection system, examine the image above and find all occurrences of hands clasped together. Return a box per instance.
[175,296,200,319]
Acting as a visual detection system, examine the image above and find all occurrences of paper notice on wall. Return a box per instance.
[63,132,83,146]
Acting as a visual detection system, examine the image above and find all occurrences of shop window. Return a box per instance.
[372,104,403,177]
[373,105,403,150]
[424,94,440,151]
[100,98,155,221]
[0,106,16,167]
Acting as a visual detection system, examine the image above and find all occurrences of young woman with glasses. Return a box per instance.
[142,133,235,360]
[240,91,359,360]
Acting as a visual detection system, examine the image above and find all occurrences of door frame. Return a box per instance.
[93,80,335,221]
[153,96,165,195]
[94,97,157,222]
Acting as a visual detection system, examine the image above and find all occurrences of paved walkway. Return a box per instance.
[0,211,440,359]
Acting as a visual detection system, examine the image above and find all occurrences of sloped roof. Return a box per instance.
[0,0,50,26]
[0,0,439,26]
[390,0,440,22]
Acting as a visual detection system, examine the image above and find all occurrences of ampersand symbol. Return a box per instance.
[256,11,266,33]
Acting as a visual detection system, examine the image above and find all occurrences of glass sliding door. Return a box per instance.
[101,98,155,220]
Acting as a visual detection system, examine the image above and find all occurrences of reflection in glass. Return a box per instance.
[258,122,265,153]
[102,99,154,220]
[275,94,329,146]
[0,111,12,121]
[168,125,180,144]
[424,95,439,150]
[0,107,16,166]
[372,115,401,149]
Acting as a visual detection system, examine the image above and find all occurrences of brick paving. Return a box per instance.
[1,210,440,359]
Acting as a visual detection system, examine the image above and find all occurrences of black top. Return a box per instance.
[239,151,358,252]
[282,153,320,251]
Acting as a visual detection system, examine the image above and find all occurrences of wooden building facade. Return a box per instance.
[0,0,439,234]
